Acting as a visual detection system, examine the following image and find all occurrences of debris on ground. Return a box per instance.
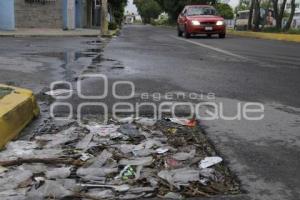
[168,118,197,127]
[0,118,240,199]
[44,89,73,97]
[199,157,223,169]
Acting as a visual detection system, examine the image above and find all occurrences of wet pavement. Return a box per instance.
[0,25,300,200]
[66,25,299,200]
[0,37,107,93]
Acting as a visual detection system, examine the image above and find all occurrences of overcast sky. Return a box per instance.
[125,0,240,15]
[125,0,138,15]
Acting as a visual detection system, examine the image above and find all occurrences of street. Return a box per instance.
[1,25,300,200]
[98,25,300,200]
[104,25,300,107]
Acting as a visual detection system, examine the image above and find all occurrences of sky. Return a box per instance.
[125,0,139,15]
[125,0,240,15]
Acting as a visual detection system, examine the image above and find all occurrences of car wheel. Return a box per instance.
[177,27,183,37]
[219,33,226,39]
[184,26,191,38]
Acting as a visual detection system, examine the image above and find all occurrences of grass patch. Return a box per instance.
[228,29,300,42]
[262,27,300,35]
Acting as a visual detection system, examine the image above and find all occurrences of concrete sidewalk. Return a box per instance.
[0,28,101,37]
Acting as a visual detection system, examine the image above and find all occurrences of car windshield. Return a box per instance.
[187,7,216,16]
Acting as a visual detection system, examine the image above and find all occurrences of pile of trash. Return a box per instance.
[0,118,240,199]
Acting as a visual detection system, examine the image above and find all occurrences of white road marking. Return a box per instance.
[171,35,247,60]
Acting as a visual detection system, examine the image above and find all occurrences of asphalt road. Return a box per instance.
[0,25,300,200]
[96,25,300,200]
[103,25,300,108]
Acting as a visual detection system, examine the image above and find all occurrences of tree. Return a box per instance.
[284,0,296,30]
[108,0,128,25]
[215,3,234,19]
[135,0,162,24]
[260,0,271,29]
[248,0,255,29]
[272,0,287,29]
[101,0,109,35]
[154,0,218,23]
[253,0,261,31]
[236,0,251,12]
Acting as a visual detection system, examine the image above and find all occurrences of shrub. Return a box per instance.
[262,27,300,34]
[109,22,118,30]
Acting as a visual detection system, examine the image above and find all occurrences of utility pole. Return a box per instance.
[100,0,109,36]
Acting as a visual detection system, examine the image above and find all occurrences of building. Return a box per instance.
[285,0,300,28]
[286,0,300,12]
[124,13,135,24]
[0,0,104,30]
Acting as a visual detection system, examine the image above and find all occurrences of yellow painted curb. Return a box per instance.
[228,30,300,43]
[0,84,39,149]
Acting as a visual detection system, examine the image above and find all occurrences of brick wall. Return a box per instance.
[15,0,63,28]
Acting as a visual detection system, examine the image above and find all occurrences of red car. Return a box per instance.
[177,5,226,38]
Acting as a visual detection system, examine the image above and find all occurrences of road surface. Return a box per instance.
[98,25,300,200]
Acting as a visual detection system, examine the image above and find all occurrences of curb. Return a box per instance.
[0,84,39,149]
[0,29,101,38]
[227,30,300,43]
[0,34,100,38]
[102,29,120,38]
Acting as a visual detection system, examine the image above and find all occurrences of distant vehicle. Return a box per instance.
[235,9,276,30]
[124,14,135,25]
[177,5,226,38]
[235,10,250,30]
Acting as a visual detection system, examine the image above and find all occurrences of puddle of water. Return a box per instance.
[86,40,102,45]
[111,66,125,70]
[92,55,116,64]
[86,48,102,53]
[23,52,65,60]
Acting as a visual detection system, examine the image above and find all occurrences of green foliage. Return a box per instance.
[260,0,271,9]
[134,0,162,24]
[262,27,300,34]
[215,3,234,19]
[109,0,128,25]
[287,29,300,34]
[150,18,169,26]
[153,0,218,23]
[109,22,118,30]
[235,0,250,13]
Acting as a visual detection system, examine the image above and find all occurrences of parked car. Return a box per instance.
[177,5,226,38]
[235,10,249,30]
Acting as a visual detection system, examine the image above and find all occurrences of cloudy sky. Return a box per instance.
[125,0,138,15]
[125,0,240,15]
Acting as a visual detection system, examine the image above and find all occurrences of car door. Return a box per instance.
[178,9,187,31]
